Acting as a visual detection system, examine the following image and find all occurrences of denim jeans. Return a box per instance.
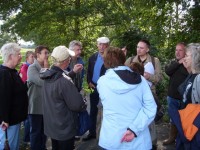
[167,96,182,124]
[89,88,99,136]
[23,117,30,142]
[29,114,47,150]
[0,124,20,150]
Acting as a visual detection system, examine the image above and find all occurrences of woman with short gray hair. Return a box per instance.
[169,43,200,149]
[0,43,28,149]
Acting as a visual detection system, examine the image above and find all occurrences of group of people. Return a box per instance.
[0,37,199,150]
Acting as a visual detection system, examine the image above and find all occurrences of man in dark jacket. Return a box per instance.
[163,42,189,145]
[83,37,109,141]
[40,46,86,150]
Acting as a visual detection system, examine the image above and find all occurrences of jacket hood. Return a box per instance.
[39,65,64,81]
[98,66,142,94]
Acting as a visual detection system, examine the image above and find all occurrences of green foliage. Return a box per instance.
[0,57,2,65]
[0,32,17,48]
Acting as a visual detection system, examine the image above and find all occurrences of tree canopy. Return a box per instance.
[0,0,200,60]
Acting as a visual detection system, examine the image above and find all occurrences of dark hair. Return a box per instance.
[35,45,49,58]
[121,46,127,49]
[103,47,126,69]
[139,39,150,48]
[129,62,144,75]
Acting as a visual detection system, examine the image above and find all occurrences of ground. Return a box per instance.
[74,122,176,150]
[20,122,176,150]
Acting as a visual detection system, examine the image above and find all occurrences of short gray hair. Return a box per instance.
[0,43,21,63]
[68,40,82,51]
[186,43,200,73]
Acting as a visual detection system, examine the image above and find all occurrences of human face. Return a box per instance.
[37,49,49,62]
[27,54,34,64]
[175,44,185,60]
[11,51,22,68]
[121,47,127,56]
[73,45,82,58]
[97,43,109,55]
[136,42,149,56]
[184,51,192,70]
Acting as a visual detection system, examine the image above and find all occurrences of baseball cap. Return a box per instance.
[97,37,110,44]
[51,46,75,62]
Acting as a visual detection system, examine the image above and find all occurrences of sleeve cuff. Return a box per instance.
[127,128,137,137]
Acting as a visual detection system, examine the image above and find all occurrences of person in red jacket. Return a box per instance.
[19,51,35,83]
[19,51,34,146]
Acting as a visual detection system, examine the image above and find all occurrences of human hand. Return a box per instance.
[44,59,49,68]
[1,121,9,131]
[73,64,83,73]
[143,72,151,80]
[121,130,135,143]
[178,58,184,64]
[88,82,95,89]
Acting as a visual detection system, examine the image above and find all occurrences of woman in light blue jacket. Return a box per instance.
[97,47,157,150]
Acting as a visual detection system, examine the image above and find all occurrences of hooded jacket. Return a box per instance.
[97,66,157,150]
[40,65,85,140]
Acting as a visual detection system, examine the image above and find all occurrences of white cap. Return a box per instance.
[51,46,75,62]
[97,37,110,44]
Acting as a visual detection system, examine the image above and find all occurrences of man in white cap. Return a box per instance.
[40,46,86,150]
[83,37,110,141]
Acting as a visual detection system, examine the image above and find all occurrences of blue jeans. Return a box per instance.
[167,96,182,124]
[23,117,30,142]
[0,124,20,150]
[89,88,99,136]
[29,114,47,150]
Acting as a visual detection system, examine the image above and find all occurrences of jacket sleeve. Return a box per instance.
[27,64,43,86]
[62,79,85,112]
[0,71,13,123]
[148,57,162,84]
[68,70,76,79]
[165,59,181,76]
[128,77,157,136]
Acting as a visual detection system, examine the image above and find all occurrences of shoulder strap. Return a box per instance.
[129,56,135,65]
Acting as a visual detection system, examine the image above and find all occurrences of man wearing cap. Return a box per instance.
[40,46,86,150]
[83,37,110,141]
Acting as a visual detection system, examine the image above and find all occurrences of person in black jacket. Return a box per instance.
[163,42,189,145]
[40,46,85,150]
[83,37,110,141]
[0,43,28,150]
